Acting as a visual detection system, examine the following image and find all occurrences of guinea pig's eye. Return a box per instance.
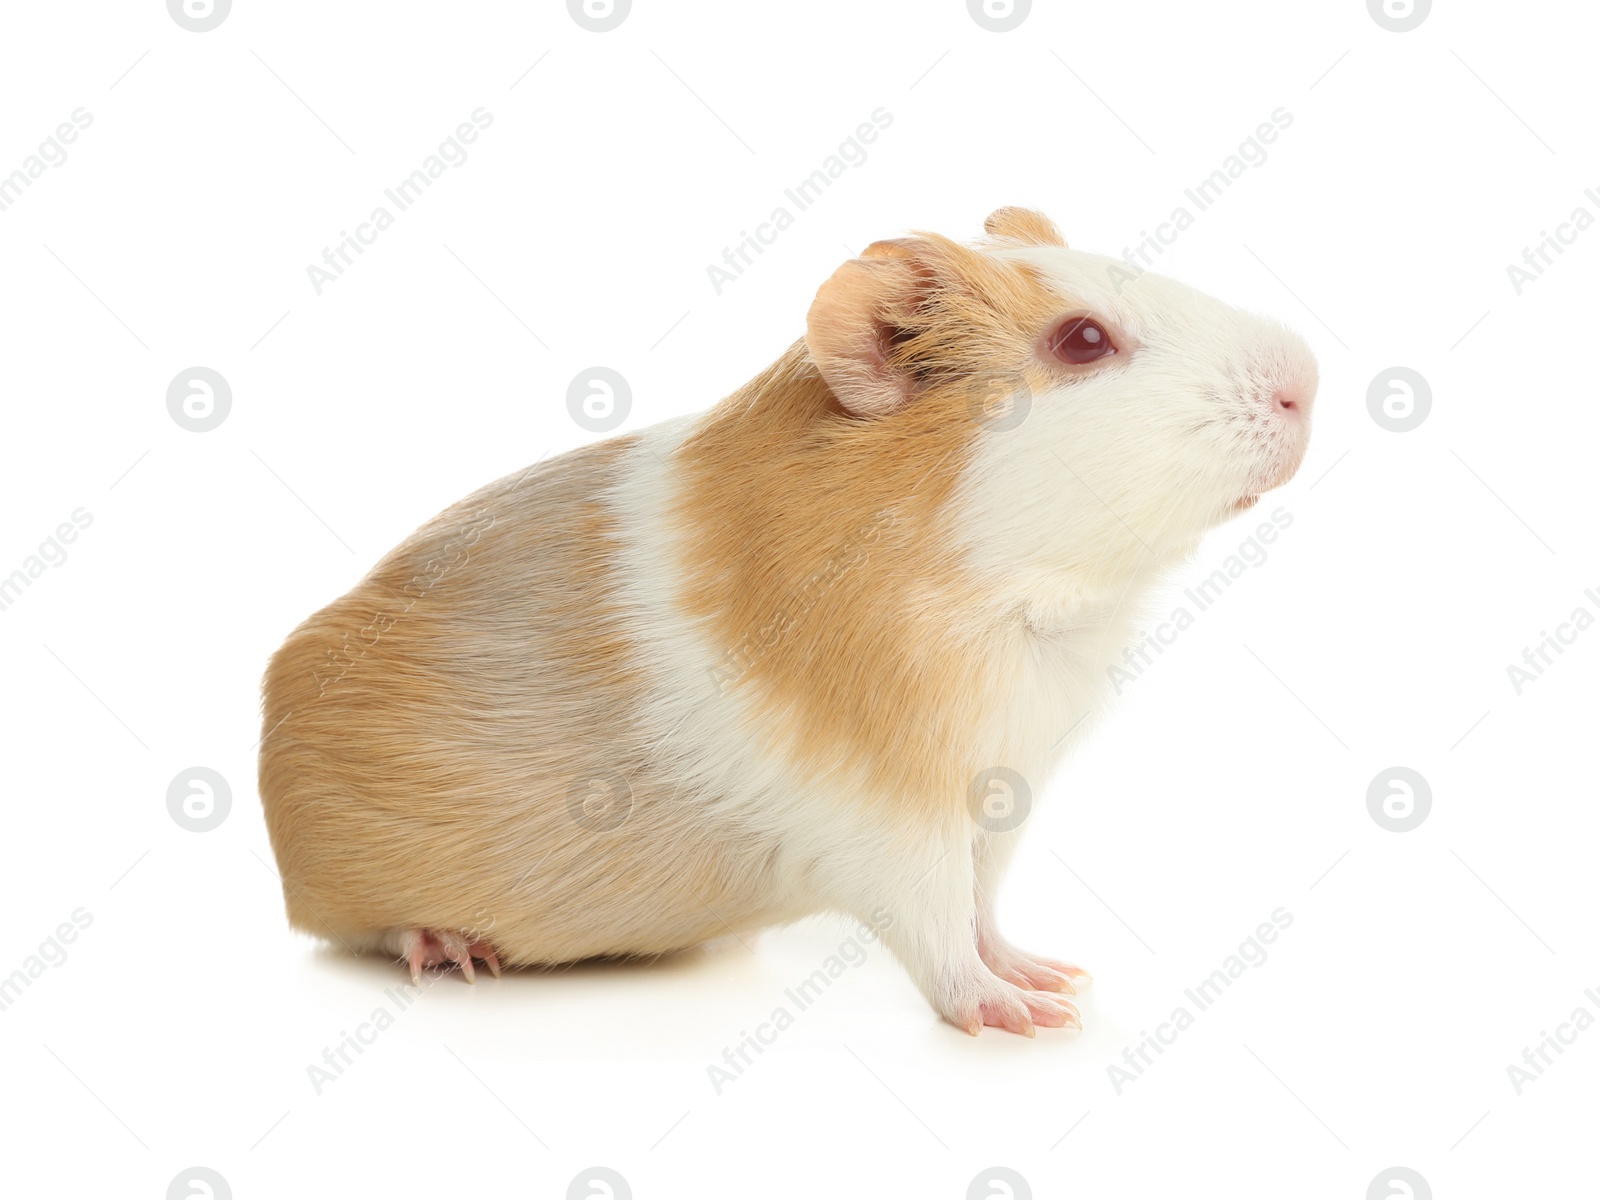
[1049,316,1117,366]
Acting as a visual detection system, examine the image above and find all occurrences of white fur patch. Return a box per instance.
[603,419,926,919]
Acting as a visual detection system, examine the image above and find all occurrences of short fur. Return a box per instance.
[258,210,1316,1034]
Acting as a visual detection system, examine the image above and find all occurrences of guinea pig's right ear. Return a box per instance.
[805,241,934,419]
[983,207,1066,248]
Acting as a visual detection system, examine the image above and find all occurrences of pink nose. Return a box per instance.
[1272,388,1304,414]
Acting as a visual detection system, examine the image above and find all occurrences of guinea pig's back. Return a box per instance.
[257,436,777,962]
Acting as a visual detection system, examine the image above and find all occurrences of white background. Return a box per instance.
[1,1,1594,1197]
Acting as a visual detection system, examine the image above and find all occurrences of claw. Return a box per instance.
[1022,990,1079,1031]
[398,929,502,985]
[472,943,502,978]
[1037,994,1082,1030]
[440,934,475,982]
[1009,964,1077,994]
[976,997,1036,1037]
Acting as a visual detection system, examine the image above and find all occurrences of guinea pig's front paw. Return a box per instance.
[939,972,1082,1038]
[978,935,1092,997]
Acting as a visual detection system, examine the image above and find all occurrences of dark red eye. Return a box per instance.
[1049,316,1116,365]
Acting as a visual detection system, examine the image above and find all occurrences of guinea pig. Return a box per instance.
[258,207,1316,1036]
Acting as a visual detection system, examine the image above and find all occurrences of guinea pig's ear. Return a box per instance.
[983,207,1066,248]
[805,239,941,419]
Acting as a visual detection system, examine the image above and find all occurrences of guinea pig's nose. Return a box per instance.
[1271,376,1316,417]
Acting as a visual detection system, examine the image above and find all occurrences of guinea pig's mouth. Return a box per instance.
[1233,434,1309,514]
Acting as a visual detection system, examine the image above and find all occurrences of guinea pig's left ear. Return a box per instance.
[805,239,942,419]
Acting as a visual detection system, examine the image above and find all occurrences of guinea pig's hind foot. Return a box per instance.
[397,928,502,985]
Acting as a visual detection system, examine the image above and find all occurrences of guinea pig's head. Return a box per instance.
[804,207,1317,589]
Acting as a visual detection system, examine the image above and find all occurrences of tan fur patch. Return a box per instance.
[676,233,1069,813]
[258,438,799,962]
